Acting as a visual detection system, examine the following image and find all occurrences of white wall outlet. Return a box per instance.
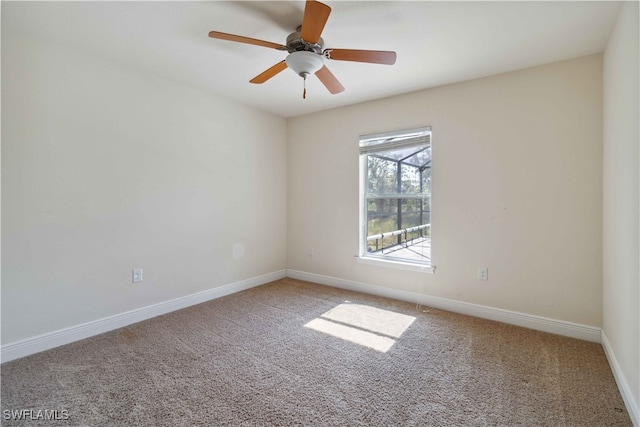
[132,268,143,283]
[308,246,314,256]
[477,267,488,281]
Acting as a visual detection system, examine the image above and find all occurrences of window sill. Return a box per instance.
[355,255,435,274]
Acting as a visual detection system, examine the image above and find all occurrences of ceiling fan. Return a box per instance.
[208,0,397,99]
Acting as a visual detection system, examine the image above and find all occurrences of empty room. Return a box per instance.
[2,1,638,425]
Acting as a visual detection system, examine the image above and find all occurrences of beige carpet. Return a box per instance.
[1,278,632,426]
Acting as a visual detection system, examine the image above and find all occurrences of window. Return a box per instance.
[359,127,432,269]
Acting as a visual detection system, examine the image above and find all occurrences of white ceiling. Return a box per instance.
[3,1,622,118]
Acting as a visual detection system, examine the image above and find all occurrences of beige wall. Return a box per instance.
[603,0,640,414]
[1,30,288,344]
[288,54,603,327]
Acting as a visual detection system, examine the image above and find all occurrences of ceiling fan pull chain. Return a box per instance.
[303,75,307,99]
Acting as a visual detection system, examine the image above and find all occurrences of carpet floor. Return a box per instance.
[0,278,632,426]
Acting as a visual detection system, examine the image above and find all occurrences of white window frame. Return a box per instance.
[357,126,434,273]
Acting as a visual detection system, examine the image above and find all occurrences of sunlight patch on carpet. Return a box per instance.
[304,301,416,352]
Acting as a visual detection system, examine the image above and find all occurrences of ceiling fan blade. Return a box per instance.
[250,61,288,84]
[208,31,287,50]
[315,65,345,94]
[325,49,397,65]
[300,1,331,44]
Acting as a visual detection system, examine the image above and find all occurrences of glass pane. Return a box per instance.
[403,149,431,168]
[366,203,398,252]
[367,157,397,194]
[422,168,431,193]
[401,212,421,228]
[367,198,398,234]
[372,144,428,162]
[401,166,421,194]
[423,197,431,226]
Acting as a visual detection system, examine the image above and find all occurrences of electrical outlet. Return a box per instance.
[132,268,143,283]
[477,267,488,281]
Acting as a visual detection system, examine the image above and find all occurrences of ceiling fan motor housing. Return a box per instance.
[286,30,324,54]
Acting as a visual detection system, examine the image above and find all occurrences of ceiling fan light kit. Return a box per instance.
[285,51,325,99]
[208,0,397,99]
[286,51,324,78]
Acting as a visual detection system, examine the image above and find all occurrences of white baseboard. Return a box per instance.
[602,331,639,426]
[286,269,602,343]
[1,270,287,364]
